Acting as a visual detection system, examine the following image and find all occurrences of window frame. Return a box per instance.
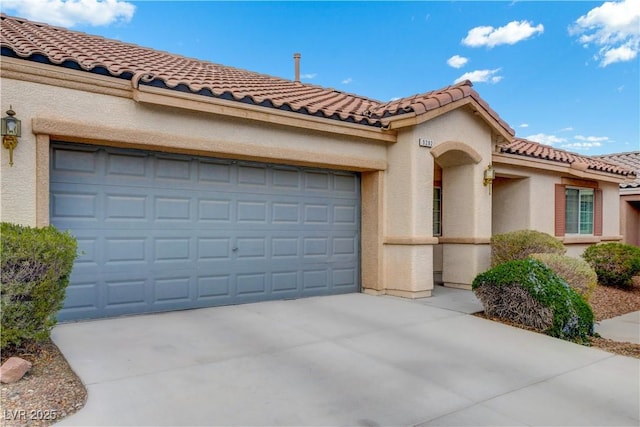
[555,181,602,238]
[565,186,594,235]
[433,186,442,237]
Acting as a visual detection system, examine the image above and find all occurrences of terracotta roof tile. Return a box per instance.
[499,138,636,178]
[595,152,640,188]
[1,14,512,133]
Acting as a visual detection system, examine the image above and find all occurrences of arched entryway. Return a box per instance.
[431,141,492,289]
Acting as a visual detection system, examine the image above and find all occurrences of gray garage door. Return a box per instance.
[50,142,360,321]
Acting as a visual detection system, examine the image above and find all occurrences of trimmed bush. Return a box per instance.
[472,259,594,342]
[490,230,566,267]
[530,253,597,302]
[582,243,640,287]
[1,223,78,349]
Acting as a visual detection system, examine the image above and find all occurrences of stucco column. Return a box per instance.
[382,127,435,298]
[361,170,385,294]
[440,162,492,289]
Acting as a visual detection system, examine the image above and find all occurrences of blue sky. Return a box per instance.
[2,0,639,155]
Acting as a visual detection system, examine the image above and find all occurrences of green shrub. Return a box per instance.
[582,243,640,287]
[472,259,594,343]
[530,253,597,302]
[491,230,566,267]
[1,223,77,349]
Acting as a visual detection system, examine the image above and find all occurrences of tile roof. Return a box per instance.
[499,138,636,178]
[0,14,513,134]
[594,152,640,188]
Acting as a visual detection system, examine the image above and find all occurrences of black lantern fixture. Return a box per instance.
[1,106,21,166]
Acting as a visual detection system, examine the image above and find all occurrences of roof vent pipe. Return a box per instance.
[294,53,301,83]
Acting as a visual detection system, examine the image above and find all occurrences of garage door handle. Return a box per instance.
[232,247,238,251]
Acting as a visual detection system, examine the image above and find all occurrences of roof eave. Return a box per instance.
[493,151,631,184]
[133,84,397,143]
[380,97,514,142]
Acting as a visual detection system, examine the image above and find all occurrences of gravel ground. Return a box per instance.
[1,279,639,426]
[590,276,640,321]
[0,340,86,427]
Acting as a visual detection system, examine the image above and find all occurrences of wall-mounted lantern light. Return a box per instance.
[483,164,495,194]
[483,164,495,186]
[1,107,21,167]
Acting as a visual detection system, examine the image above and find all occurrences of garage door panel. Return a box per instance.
[52,145,99,174]
[105,237,147,265]
[155,156,193,182]
[105,193,148,220]
[334,173,358,192]
[105,278,148,307]
[197,237,232,260]
[198,160,233,184]
[154,196,192,221]
[236,200,268,223]
[272,167,300,189]
[51,142,359,320]
[237,164,268,186]
[197,274,232,299]
[153,276,192,303]
[64,280,100,310]
[198,199,233,222]
[106,151,148,180]
[51,190,99,221]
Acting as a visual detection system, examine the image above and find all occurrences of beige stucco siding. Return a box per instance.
[0,77,388,226]
[1,64,628,298]
[492,175,530,234]
[492,162,623,257]
[424,108,494,288]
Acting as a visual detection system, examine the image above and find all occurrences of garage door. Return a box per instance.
[50,142,360,321]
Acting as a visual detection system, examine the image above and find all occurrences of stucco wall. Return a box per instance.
[492,162,623,258]
[620,194,640,247]
[0,77,388,226]
[382,107,499,290]
[492,176,530,234]
[425,108,494,288]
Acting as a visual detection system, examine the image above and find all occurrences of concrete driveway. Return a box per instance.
[52,291,639,426]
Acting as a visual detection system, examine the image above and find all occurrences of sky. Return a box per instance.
[2,0,639,155]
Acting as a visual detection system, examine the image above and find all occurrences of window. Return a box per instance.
[433,187,442,236]
[555,182,601,237]
[565,188,594,234]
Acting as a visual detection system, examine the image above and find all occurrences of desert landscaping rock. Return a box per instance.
[0,357,32,384]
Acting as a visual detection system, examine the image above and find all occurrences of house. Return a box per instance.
[0,14,634,321]
[595,152,640,246]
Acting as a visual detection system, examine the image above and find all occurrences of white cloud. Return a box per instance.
[525,133,567,146]
[574,135,610,143]
[559,127,574,132]
[447,55,469,68]
[569,0,640,66]
[562,142,603,150]
[527,132,611,151]
[601,42,638,65]
[519,123,529,128]
[1,0,135,27]
[341,77,353,84]
[300,73,317,79]
[462,20,544,48]
[454,68,503,84]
